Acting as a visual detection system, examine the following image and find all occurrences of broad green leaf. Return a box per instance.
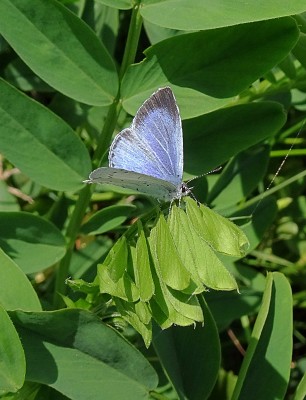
[0,249,41,311]
[0,80,92,191]
[0,212,66,274]
[149,260,203,327]
[141,0,306,30]
[232,273,292,400]
[168,204,238,291]
[153,297,220,400]
[4,58,53,92]
[279,54,297,80]
[0,305,25,395]
[234,197,278,252]
[185,198,249,257]
[134,300,152,326]
[144,19,184,45]
[150,214,191,290]
[95,0,133,9]
[205,288,263,331]
[293,33,306,69]
[134,225,155,302]
[80,204,136,235]
[183,102,286,174]
[103,235,128,282]
[115,298,152,347]
[70,236,112,279]
[121,19,299,118]
[150,298,173,330]
[98,264,139,302]
[232,262,267,293]
[293,372,306,400]
[10,309,158,398]
[82,1,119,55]
[0,0,118,105]
[208,145,271,207]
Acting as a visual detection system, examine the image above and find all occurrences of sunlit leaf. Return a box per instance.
[168,203,239,291]
[185,198,249,257]
[0,0,118,105]
[0,305,25,395]
[150,213,191,290]
[133,223,155,302]
[141,0,306,31]
[232,272,292,400]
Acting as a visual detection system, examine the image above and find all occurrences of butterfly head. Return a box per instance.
[179,182,192,198]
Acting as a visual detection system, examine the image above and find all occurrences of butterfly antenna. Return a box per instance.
[251,118,306,218]
[186,166,222,185]
[183,166,222,206]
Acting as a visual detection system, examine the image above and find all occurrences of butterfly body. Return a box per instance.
[85,87,189,202]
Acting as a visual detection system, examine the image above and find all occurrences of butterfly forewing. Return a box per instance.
[109,87,183,187]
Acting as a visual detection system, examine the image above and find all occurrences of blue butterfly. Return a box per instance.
[84,87,190,201]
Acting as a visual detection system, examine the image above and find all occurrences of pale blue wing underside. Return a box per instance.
[109,87,183,187]
[84,167,180,201]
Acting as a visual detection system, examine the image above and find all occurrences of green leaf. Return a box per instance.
[143,19,184,45]
[104,235,128,282]
[70,236,112,279]
[4,58,54,92]
[149,213,191,290]
[168,203,238,291]
[0,80,92,191]
[292,372,306,400]
[151,266,204,327]
[0,212,66,274]
[121,19,299,118]
[141,0,306,30]
[232,272,293,400]
[0,249,41,311]
[293,32,306,69]
[0,305,25,395]
[235,196,278,252]
[115,298,152,347]
[133,224,155,302]
[0,0,118,105]
[153,296,220,400]
[95,0,133,10]
[208,145,271,207]
[80,204,135,235]
[185,198,249,257]
[205,288,263,331]
[183,102,286,174]
[10,309,158,399]
[82,1,119,56]
[98,263,140,302]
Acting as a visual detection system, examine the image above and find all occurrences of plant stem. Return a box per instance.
[119,1,143,80]
[270,149,306,157]
[53,4,143,308]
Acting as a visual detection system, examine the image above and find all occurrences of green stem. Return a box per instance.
[270,149,306,157]
[53,4,143,308]
[119,2,143,80]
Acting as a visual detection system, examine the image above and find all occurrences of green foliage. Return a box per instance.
[0,0,305,399]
